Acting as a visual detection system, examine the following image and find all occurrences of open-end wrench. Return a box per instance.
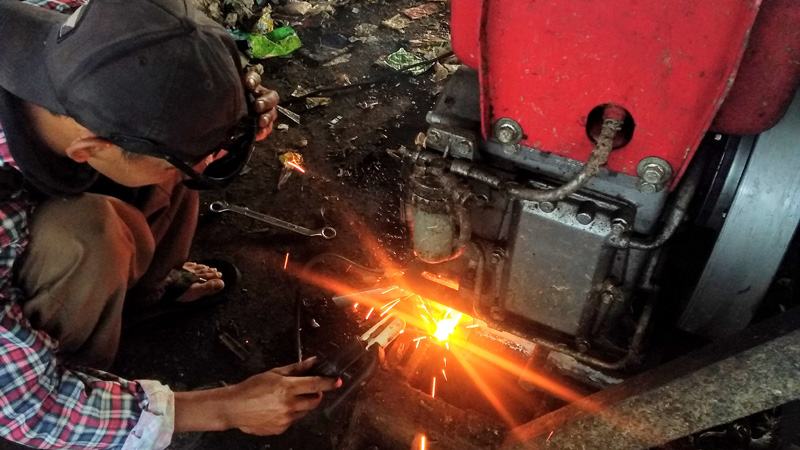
[209,201,336,239]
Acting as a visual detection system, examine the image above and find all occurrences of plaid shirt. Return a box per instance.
[0,2,175,448]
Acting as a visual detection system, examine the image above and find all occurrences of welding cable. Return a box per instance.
[281,51,456,106]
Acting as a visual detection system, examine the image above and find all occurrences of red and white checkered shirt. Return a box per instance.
[0,2,175,448]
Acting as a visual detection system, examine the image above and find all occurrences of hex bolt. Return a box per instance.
[637,180,659,194]
[637,157,673,186]
[611,218,629,235]
[493,118,523,145]
[539,201,556,213]
[576,202,597,225]
[496,124,518,144]
[491,250,505,264]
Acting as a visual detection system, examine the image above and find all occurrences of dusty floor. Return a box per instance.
[126,1,445,449]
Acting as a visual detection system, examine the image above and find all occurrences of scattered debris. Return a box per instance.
[291,85,311,97]
[277,105,301,124]
[323,53,352,66]
[336,73,353,86]
[229,26,302,59]
[278,152,305,189]
[382,14,411,32]
[219,332,248,361]
[431,62,450,82]
[358,97,380,110]
[281,1,312,15]
[384,48,432,75]
[252,6,274,34]
[403,2,442,20]
[415,132,427,148]
[354,23,379,37]
[329,116,344,128]
[305,97,331,109]
[277,123,290,131]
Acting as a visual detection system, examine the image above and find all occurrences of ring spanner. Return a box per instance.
[209,201,337,239]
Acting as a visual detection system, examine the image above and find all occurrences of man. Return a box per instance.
[0,0,340,448]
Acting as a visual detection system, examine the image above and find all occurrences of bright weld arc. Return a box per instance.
[287,161,306,173]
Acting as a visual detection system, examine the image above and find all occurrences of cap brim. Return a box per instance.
[0,1,67,115]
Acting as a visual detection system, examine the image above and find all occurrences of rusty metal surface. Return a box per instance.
[340,371,508,450]
[501,307,800,450]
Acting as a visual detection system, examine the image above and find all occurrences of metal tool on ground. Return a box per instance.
[209,201,336,239]
[310,315,406,419]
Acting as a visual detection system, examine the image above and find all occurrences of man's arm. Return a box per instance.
[174,358,341,436]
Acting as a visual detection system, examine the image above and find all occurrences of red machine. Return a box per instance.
[401,0,800,371]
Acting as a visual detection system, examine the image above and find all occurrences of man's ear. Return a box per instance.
[64,137,113,163]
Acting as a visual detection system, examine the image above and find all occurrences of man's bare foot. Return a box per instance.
[176,262,225,303]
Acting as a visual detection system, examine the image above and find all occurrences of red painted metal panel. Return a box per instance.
[452,0,761,183]
[712,0,800,134]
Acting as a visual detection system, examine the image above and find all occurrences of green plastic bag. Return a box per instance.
[229,26,302,59]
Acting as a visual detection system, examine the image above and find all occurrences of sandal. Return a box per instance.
[124,258,241,329]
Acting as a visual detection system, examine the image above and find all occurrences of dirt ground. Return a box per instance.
[124,2,445,449]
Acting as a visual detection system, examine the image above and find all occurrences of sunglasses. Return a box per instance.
[107,116,257,190]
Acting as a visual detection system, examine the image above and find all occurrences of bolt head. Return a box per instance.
[539,201,556,213]
[641,165,665,184]
[497,125,517,144]
[576,212,594,225]
[638,180,658,194]
[427,130,441,144]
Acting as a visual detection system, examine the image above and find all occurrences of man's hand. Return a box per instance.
[245,71,279,142]
[173,358,340,435]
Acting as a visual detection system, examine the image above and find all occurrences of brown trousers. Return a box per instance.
[17,175,198,369]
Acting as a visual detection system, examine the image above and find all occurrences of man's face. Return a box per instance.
[85,143,194,187]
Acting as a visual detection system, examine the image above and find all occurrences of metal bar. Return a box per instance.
[502,307,800,450]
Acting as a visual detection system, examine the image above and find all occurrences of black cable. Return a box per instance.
[282,50,455,106]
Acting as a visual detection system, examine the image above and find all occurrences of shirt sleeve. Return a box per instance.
[0,193,174,448]
[0,301,175,449]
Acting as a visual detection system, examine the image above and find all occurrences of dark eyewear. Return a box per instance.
[107,117,257,190]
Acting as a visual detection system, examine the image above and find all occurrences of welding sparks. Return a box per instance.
[445,342,450,351]
[381,286,399,295]
[380,301,401,317]
[287,161,306,173]
[416,339,421,349]
[433,312,463,341]
[420,435,427,450]
[444,357,446,367]
[380,298,402,310]
[431,377,437,398]
[442,369,448,381]
[547,431,554,442]
[413,336,427,342]
[466,324,480,329]
[353,303,359,309]
[420,314,430,324]
[365,307,374,320]
[283,253,289,270]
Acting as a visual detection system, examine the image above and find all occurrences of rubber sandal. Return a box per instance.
[124,258,241,329]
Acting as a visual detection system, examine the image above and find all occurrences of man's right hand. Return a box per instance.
[225,358,341,435]
[173,358,341,436]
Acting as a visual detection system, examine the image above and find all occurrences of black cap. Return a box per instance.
[0,0,247,163]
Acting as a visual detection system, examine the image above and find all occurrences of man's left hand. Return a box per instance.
[245,71,279,141]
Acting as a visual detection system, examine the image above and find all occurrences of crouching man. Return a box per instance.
[0,0,338,448]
